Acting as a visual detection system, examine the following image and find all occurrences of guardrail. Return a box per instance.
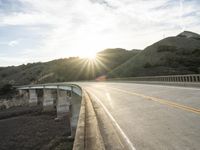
[108,74,200,82]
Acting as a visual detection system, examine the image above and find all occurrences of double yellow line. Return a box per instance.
[109,87,200,115]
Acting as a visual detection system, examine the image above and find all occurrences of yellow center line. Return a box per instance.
[109,87,200,115]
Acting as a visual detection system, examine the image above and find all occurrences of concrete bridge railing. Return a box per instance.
[17,84,82,138]
[108,74,200,87]
[109,74,200,82]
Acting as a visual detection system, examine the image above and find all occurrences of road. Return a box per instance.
[75,82,200,150]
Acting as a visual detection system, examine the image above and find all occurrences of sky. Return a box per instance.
[0,0,200,66]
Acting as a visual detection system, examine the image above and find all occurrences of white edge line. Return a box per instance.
[89,92,136,150]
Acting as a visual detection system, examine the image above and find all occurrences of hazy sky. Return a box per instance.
[0,0,200,66]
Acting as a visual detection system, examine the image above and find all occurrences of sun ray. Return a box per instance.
[69,53,111,81]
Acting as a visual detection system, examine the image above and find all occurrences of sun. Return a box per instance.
[80,52,97,60]
[86,53,96,59]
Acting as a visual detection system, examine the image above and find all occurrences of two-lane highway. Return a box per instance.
[76,82,200,150]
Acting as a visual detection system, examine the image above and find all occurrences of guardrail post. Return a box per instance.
[190,76,193,82]
[174,76,176,82]
[193,76,196,82]
[197,76,200,82]
[184,76,187,82]
[180,76,183,82]
[187,76,189,82]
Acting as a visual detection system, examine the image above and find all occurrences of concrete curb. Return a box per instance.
[73,90,105,150]
[73,92,86,150]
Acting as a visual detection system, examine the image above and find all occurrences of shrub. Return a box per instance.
[0,84,16,99]
[157,45,177,52]
[144,62,152,68]
[192,49,200,56]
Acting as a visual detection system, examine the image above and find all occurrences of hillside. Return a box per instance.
[108,31,200,77]
[0,48,139,87]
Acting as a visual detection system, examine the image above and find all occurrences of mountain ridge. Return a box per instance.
[177,31,200,39]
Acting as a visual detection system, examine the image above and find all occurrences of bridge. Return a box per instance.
[16,74,200,150]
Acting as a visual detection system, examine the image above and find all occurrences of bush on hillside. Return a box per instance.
[0,84,17,99]
[157,45,177,53]
[144,62,152,68]
[192,49,200,56]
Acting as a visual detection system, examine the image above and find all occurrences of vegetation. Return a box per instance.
[0,84,16,99]
[157,45,177,53]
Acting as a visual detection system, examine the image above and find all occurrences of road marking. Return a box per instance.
[88,91,136,150]
[109,87,200,115]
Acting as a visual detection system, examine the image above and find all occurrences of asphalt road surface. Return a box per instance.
[75,82,200,150]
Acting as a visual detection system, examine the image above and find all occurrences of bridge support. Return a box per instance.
[57,89,71,118]
[29,89,38,106]
[43,89,56,112]
[19,89,29,101]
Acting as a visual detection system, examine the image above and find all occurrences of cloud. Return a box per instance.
[0,39,19,47]
[89,0,116,9]
[0,0,200,66]
[8,40,19,47]
[1,12,49,26]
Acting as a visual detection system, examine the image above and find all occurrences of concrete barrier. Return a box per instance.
[72,92,85,150]
[107,74,200,87]
[109,74,200,82]
[73,90,105,150]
